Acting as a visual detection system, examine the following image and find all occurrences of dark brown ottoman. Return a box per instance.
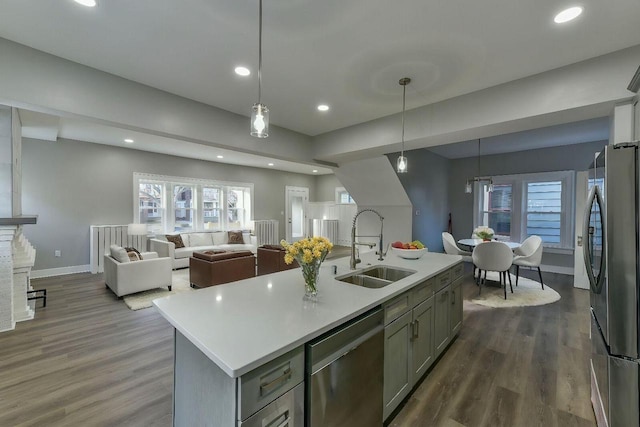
[257,245,299,276]
[189,250,256,288]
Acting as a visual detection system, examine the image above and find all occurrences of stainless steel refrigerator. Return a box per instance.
[585,142,640,427]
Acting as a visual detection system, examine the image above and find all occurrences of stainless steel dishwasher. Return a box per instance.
[305,307,384,426]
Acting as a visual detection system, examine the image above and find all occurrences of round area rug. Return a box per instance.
[470,271,560,308]
[123,269,193,310]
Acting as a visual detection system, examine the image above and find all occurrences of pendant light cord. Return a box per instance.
[401,83,406,156]
[477,138,481,177]
[258,0,263,105]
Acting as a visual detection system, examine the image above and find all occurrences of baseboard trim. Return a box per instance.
[31,265,91,279]
[0,322,16,333]
[540,264,574,275]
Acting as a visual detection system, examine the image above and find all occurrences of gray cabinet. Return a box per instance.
[434,284,451,359]
[383,310,412,420]
[411,296,434,381]
[384,262,466,422]
[173,331,304,427]
[450,277,463,336]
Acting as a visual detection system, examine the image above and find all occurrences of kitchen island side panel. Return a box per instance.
[174,330,236,427]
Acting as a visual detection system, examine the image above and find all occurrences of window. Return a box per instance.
[479,183,512,237]
[173,185,195,232]
[138,182,164,233]
[474,171,574,248]
[134,173,253,233]
[203,186,222,230]
[526,181,561,244]
[227,187,251,229]
[335,187,355,204]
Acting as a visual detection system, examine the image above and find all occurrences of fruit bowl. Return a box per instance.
[392,247,428,259]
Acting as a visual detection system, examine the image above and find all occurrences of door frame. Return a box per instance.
[285,186,309,242]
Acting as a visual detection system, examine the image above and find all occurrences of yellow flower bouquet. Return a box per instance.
[280,236,333,300]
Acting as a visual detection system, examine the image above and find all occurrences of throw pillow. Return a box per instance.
[227,230,245,244]
[124,247,143,262]
[110,245,130,263]
[166,234,185,249]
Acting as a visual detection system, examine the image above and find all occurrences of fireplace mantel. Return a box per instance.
[0,216,37,226]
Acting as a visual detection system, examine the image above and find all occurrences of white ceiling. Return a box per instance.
[18,109,334,175]
[1,0,639,138]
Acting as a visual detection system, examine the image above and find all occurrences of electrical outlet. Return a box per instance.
[54,250,61,257]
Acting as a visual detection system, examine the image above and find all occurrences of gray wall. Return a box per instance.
[0,106,12,217]
[389,151,451,253]
[447,139,607,269]
[314,174,343,202]
[22,138,320,270]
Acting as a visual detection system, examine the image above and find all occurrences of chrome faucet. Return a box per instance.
[350,209,386,269]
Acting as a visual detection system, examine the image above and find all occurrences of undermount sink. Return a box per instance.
[361,265,416,281]
[336,265,416,289]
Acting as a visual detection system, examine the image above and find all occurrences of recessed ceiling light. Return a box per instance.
[317,104,330,111]
[235,66,251,76]
[217,155,224,159]
[124,138,134,144]
[268,163,274,166]
[312,169,318,173]
[74,0,97,7]
[554,6,583,23]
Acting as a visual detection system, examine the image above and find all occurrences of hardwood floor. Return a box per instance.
[389,271,595,427]
[0,269,595,426]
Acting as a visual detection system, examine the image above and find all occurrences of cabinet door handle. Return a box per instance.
[260,368,292,396]
[414,319,420,339]
[451,290,455,305]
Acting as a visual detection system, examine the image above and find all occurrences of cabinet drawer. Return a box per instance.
[410,278,434,307]
[239,383,303,427]
[451,263,464,280]
[384,293,411,325]
[238,346,304,421]
[435,270,451,291]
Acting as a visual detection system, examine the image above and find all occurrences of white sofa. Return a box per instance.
[104,245,173,297]
[150,231,258,269]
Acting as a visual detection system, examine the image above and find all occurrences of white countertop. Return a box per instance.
[153,251,462,378]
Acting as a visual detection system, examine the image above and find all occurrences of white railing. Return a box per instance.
[254,220,279,246]
[90,225,146,273]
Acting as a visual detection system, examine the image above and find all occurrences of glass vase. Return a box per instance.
[302,260,321,301]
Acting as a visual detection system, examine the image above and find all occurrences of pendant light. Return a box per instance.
[396,77,411,173]
[465,138,493,193]
[250,0,269,138]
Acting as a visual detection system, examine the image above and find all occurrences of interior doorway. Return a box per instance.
[285,186,309,242]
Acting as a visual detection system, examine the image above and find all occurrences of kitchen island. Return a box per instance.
[154,250,463,426]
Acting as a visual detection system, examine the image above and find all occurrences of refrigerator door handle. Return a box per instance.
[583,185,606,294]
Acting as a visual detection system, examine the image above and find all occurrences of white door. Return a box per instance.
[573,171,589,289]
[285,186,309,242]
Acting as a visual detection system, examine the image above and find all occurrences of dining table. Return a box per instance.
[457,238,521,250]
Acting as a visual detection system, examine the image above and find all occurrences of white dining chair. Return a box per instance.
[472,241,513,299]
[442,232,472,261]
[442,232,476,278]
[512,235,544,289]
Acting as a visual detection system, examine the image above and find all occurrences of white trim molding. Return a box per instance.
[31,264,91,279]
